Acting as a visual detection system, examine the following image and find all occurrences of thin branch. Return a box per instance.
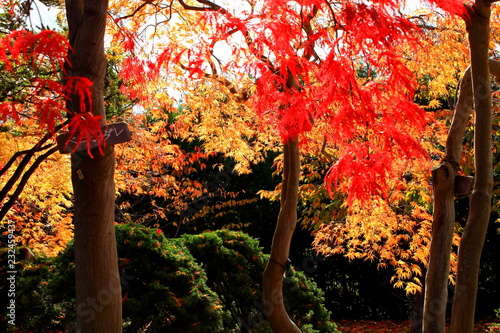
[176,0,276,72]
[113,0,156,22]
[0,120,68,202]
[320,136,335,161]
[0,143,54,178]
[301,5,321,62]
[177,0,222,12]
[0,146,59,222]
[180,61,252,102]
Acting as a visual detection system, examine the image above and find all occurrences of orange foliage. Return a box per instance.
[0,28,99,256]
[1,0,486,276]
[0,122,73,256]
[110,0,434,204]
[113,112,258,230]
[105,0,477,292]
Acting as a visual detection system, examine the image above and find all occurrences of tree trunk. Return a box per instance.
[66,0,122,332]
[71,149,122,332]
[423,161,456,333]
[423,63,474,333]
[411,287,425,333]
[423,1,500,331]
[450,2,494,332]
[263,136,301,333]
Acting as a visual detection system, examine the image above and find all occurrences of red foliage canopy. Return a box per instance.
[115,0,469,203]
[0,29,102,153]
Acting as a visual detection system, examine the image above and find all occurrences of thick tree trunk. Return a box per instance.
[263,136,301,333]
[66,0,122,332]
[423,58,500,333]
[72,148,122,332]
[450,3,494,332]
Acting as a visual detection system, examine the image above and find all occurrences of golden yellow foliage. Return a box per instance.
[0,121,73,257]
[405,9,469,104]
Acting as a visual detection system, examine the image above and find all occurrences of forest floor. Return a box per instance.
[335,318,500,332]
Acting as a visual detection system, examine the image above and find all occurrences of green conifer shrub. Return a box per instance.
[1,225,338,332]
[180,229,339,332]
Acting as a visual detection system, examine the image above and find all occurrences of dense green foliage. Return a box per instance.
[180,229,338,332]
[0,224,338,332]
[1,226,224,332]
[110,224,224,332]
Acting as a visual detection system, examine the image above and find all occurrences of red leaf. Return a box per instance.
[1,29,69,72]
[425,0,470,18]
[325,143,393,205]
[36,99,65,133]
[30,29,70,72]
[64,77,94,114]
[66,113,104,157]
[32,78,64,96]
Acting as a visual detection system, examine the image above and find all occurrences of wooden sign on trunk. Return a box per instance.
[454,175,474,195]
[56,122,132,154]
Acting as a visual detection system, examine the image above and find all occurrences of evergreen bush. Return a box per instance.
[180,229,338,332]
[1,225,338,332]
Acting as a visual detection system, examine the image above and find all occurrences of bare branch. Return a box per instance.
[177,0,223,12]
[0,143,53,178]
[112,0,157,21]
[0,146,58,222]
[176,0,275,72]
[0,120,68,202]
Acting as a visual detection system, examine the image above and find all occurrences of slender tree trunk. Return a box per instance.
[411,290,425,333]
[423,57,500,333]
[450,2,494,332]
[66,0,122,332]
[423,64,474,333]
[263,136,301,333]
[423,161,456,333]
[423,0,500,330]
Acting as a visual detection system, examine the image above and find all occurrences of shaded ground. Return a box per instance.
[335,319,500,333]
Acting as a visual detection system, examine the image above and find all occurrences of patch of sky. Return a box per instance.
[28,0,60,31]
